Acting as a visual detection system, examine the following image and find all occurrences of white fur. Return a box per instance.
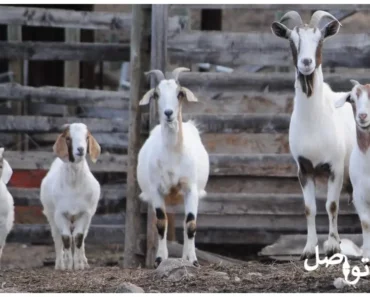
[272,19,356,258]
[0,148,14,263]
[137,77,209,265]
[336,81,370,259]
[40,123,101,270]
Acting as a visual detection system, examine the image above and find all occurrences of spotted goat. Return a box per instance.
[40,123,101,270]
[271,11,356,259]
[335,80,370,259]
[137,67,210,267]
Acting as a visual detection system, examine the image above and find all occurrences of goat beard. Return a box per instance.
[297,71,315,98]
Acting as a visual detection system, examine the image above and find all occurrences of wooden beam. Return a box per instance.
[168,32,370,68]
[31,132,128,150]
[4,151,127,172]
[7,24,23,151]
[0,6,132,31]
[64,28,80,88]
[177,72,370,93]
[124,5,150,269]
[0,115,129,132]
[0,41,129,61]
[0,83,128,103]
[146,4,169,268]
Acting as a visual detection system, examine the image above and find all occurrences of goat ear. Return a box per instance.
[335,92,352,108]
[322,20,340,40]
[271,22,291,39]
[350,79,360,87]
[88,132,101,163]
[139,89,155,106]
[53,133,69,160]
[180,87,198,102]
[2,159,12,185]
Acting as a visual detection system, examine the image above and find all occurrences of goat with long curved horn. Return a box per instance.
[171,67,190,82]
[145,69,165,84]
[279,10,303,28]
[309,10,341,28]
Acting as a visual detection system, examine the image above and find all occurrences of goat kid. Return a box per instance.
[40,123,101,270]
[336,80,370,259]
[271,11,356,259]
[137,68,209,267]
[0,148,13,263]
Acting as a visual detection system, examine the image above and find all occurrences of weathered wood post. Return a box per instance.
[124,4,151,268]
[146,4,169,268]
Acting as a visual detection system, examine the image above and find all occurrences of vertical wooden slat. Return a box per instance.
[23,59,29,151]
[146,4,169,268]
[124,4,150,269]
[7,25,23,150]
[64,28,80,118]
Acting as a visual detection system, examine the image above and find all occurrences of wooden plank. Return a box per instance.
[28,103,70,116]
[31,132,128,150]
[177,72,370,93]
[77,107,128,119]
[0,115,129,132]
[166,193,357,216]
[0,83,128,103]
[168,32,370,68]
[7,25,23,151]
[2,153,296,176]
[185,113,290,133]
[124,5,150,269]
[0,6,132,30]
[64,28,80,88]
[4,151,127,172]
[146,4,169,267]
[202,133,289,154]
[7,224,125,245]
[10,185,125,210]
[0,41,129,61]
[178,4,370,10]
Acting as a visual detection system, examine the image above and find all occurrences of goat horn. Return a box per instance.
[145,69,165,84]
[309,10,340,28]
[171,67,190,82]
[279,11,303,28]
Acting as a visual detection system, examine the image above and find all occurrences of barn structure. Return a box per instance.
[0,4,369,267]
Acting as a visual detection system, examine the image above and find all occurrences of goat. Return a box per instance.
[137,67,210,267]
[0,148,13,262]
[271,11,356,259]
[40,123,101,270]
[336,80,370,259]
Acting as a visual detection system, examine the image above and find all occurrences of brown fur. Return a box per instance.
[164,177,188,206]
[186,220,196,239]
[87,132,101,163]
[330,201,337,216]
[356,126,370,154]
[53,126,71,160]
[315,39,323,68]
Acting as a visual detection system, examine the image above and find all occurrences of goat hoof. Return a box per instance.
[193,260,200,267]
[300,252,315,261]
[154,257,162,268]
[325,248,340,258]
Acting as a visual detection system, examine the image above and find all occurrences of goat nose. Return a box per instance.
[359,113,368,120]
[77,147,84,154]
[164,109,173,117]
[302,58,313,66]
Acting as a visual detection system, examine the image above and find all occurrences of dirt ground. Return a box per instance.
[0,243,369,293]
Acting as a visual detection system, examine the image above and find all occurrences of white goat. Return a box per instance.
[0,148,14,262]
[137,68,209,267]
[40,123,101,270]
[271,11,356,259]
[336,80,370,259]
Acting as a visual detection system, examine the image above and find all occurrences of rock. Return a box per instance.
[234,276,241,282]
[155,258,198,282]
[210,271,230,280]
[112,282,144,293]
[333,277,351,289]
